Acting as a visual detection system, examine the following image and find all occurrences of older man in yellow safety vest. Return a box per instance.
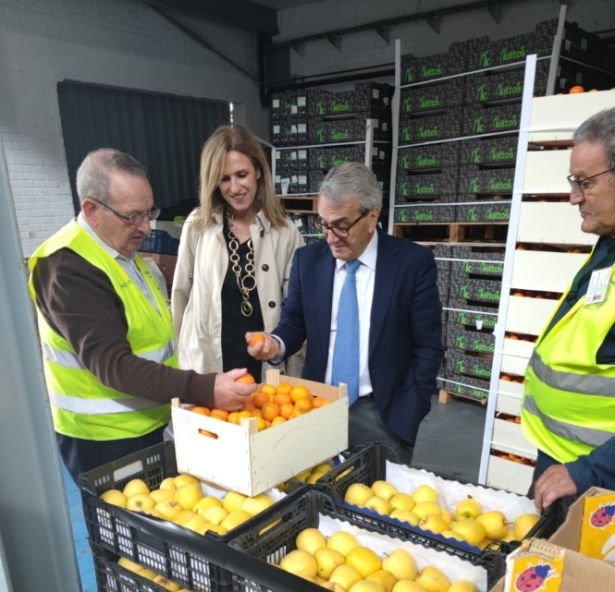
[522,107,615,517]
[29,149,256,483]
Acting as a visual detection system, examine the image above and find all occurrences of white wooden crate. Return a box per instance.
[529,91,615,144]
[171,370,348,496]
[500,338,534,376]
[522,150,571,194]
[511,250,587,292]
[495,380,524,417]
[517,202,596,246]
[506,295,558,336]
[492,419,537,460]
[487,454,534,495]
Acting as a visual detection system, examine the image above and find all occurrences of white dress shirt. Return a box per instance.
[325,231,378,397]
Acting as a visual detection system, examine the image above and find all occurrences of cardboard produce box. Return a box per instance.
[464,104,521,136]
[452,259,504,278]
[275,165,308,195]
[138,253,177,286]
[456,201,511,223]
[401,48,466,84]
[399,107,464,144]
[459,166,514,195]
[450,277,502,304]
[491,487,615,592]
[449,308,498,331]
[460,135,518,166]
[276,147,308,171]
[308,113,390,144]
[400,78,465,115]
[270,119,308,147]
[171,370,348,496]
[397,142,460,173]
[448,349,493,381]
[396,167,459,199]
[438,374,490,403]
[307,82,392,117]
[394,203,456,224]
[307,169,326,194]
[447,324,495,355]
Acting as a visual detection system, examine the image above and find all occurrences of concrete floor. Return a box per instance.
[64,392,486,591]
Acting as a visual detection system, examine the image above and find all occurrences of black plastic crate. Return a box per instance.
[79,441,287,591]
[140,230,180,256]
[228,487,504,589]
[313,444,558,551]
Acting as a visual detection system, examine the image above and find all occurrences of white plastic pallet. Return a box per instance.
[506,295,558,336]
[517,202,596,246]
[522,149,571,194]
[511,250,587,292]
[529,91,615,144]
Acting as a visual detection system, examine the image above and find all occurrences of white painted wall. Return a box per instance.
[277,0,615,80]
[0,0,265,256]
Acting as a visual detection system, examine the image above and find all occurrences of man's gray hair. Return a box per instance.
[319,162,383,211]
[573,107,615,175]
[76,149,147,204]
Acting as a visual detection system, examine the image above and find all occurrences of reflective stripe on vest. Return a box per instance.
[529,349,615,397]
[42,340,176,368]
[48,391,163,415]
[523,394,614,448]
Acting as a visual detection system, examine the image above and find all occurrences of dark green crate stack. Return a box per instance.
[394,18,615,402]
[271,81,394,244]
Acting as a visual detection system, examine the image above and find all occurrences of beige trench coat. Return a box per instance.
[171,210,305,380]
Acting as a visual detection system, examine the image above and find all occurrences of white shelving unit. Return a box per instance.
[479,90,615,493]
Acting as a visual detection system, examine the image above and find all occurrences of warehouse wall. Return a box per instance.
[0,0,264,256]
[276,0,615,80]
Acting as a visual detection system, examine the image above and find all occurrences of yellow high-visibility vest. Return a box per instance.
[522,265,615,463]
[28,220,175,440]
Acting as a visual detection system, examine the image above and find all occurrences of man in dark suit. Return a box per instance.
[247,162,444,463]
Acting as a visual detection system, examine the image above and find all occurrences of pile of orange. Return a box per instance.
[191,374,331,432]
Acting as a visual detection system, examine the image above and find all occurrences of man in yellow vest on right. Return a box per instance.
[522,107,615,518]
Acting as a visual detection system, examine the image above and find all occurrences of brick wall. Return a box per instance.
[0,0,264,256]
[277,0,615,80]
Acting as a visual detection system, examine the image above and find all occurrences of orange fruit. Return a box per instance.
[227,411,240,425]
[238,410,253,422]
[294,397,313,414]
[312,396,329,408]
[251,409,262,419]
[252,391,270,409]
[255,416,267,431]
[569,85,584,93]
[260,384,277,397]
[290,386,311,402]
[249,333,267,347]
[192,406,210,416]
[276,382,293,395]
[274,393,292,406]
[271,416,286,426]
[291,407,302,418]
[280,403,294,419]
[210,409,228,421]
[243,400,256,412]
[236,373,255,385]
[261,402,280,422]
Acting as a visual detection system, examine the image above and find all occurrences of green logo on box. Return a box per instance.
[456,335,466,348]
[317,101,324,115]
[316,156,325,168]
[316,129,325,142]
[480,262,503,274]
[455,359,467,373]
[469,178,480,193]
[417,155,436,166]
[414,211,434,221]
[486,207,509,221]
[479,50,491,67]
[398,209,408,222]
[331,156,349,166]
[402,98,413,112]
[496,82,522,97]
[331,130,350,141]
[473,117,484,133]
[331,100,350,113]
[493,115,518,129]
[401,155,410,169]
[472,339,494,352]
[402,127,412,141]
[478,287,500,301]
[419,96,440,109]
[476,84,487,101]
[421,64,442,78]
[472,364,491,378]
[466,206,478,222]
[415,183,435,194]
[460,285,470,299]
[400,182,409,196]
[489,148,514,161]
[501,46,527,62]
[470,147,482,163]
[418,126,438,138]
[404,68,415,83]
[488,178,512,191]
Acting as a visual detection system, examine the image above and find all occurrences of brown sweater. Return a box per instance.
[32,248,216,406]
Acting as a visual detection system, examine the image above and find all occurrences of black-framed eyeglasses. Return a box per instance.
[89,197,161,226]
[314,209,369,238]
[567,167,615,197]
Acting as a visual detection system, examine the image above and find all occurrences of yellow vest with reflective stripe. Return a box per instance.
[522,263,615,463]
[28,220,175,440]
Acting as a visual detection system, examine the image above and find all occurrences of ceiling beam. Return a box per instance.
[487,4,502,23]
[376,27,390,44]
[144,0,279,35]
[291,41,306,58]
[328,35,343,51]
[426,16,441,34]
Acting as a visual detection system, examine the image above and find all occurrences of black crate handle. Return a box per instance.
[98,503,323,591]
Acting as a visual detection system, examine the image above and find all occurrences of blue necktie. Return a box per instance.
[332,259,361,406]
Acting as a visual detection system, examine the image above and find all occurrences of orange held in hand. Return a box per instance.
[236,373,256,385]
[249,333,267,347]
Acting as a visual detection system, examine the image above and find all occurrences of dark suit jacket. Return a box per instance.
[272,231,444,446]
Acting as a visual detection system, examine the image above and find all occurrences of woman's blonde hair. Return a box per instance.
[192,124,287,231]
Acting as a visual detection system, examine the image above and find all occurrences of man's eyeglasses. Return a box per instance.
[567,167,615,197]
[314,209,369,238]
[90,197,161,226]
